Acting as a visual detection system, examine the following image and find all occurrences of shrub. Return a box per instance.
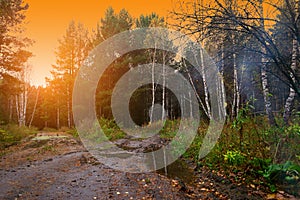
[261,161,300,192]
[224,150,246,166]
[0,124,37,149]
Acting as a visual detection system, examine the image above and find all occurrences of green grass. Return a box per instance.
[98,118,126,141]
[32,135,68,140]
[42,127,59,132]
[0,124,38,149]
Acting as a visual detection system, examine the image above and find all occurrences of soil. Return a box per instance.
[0,132,298,200]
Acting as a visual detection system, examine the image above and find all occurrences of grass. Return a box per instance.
[1,115,299,195]
[42,127,59,132]
[0,124,38,150]
[99,118,126,141]
[32,135,68,140]
[143,114,299,194]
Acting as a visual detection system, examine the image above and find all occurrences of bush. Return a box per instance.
[261,161,300,192]
[224,150,246,166]
[66,128,79,138]
[0,124,38,149]
[98,118,126,141]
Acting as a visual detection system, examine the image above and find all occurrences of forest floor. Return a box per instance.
[0,132,298,200]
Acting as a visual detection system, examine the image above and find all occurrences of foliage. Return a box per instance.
[99,7,133,40]
[0,124,37,149]
[65,128,79,138]
[0,0,32,81]
[260,161,300,192]
[223,150,246,166]
[0,0,32,125]
[99,118,126,141]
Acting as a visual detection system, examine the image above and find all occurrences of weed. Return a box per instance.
[0,124,37,149]
[66,128,79,138]
[224,150,246,166]
[260,161,300,192]
[38,145,56,154]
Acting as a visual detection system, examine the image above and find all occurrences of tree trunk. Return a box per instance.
[15,86,28,127]
[232,42,240,119]
[199,46,212,119]
[67,85,71,128]
[259,0,276,126]
[57,107,60,129]
[218,43,227,119]
[283,0,299,125]
[149,46,157,124]
[162,52,166,121]
[189,91,193,118]
[8,97,13,123]
[29,88,39,127]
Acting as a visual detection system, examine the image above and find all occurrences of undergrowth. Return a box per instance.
[0,124,38,150]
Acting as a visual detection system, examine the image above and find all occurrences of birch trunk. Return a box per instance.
[232,47,239,119]
[231,0,240,119]
[199,47,212,119]
[186,68,209,117]
[67,85,72,128]
[283,0,299,125]
[218,43,227,119]
[259,0,276,126]
[149,45,157,124]
[15,90,27,127]
[162,52,166,121]
[29,88,39,127]
[189,91,193,118]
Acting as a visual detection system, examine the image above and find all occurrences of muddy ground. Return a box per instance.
[0,132,298,200]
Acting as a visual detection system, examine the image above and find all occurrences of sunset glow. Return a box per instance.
[25,0,173,86]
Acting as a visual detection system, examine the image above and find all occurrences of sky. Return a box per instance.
[24,0,174,86]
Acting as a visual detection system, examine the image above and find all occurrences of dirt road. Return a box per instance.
[0,132,296,199]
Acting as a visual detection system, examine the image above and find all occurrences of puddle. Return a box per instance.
[32,135,68,141]
[157,159,195,185]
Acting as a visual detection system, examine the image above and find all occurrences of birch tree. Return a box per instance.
[258,0,276,125]
[15,65,30,126]
[170,0,300,125]
[0,0,32,124]
[136,14,167,123]
[283,0,299,124]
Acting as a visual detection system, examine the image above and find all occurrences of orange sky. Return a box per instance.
[24,0,174,86]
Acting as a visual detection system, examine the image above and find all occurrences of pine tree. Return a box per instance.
[50,21,91,128]
[0,0,32,123]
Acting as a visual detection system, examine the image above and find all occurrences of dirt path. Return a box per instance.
[0,133,297,199]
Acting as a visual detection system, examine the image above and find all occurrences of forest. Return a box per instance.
[1,0,300,199]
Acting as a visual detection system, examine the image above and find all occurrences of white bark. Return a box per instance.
[199,47,212,119]
[232,48,238,118]
[162,51,166,121]
[149,44,157,124]
[15,89,27,127]
[67,86,71,128]
[259,0,275,125]
[218,43,227,119]
[283,0,299,124]
[183,59,210,118]
[189,91,193,118]
[29,88,39,127]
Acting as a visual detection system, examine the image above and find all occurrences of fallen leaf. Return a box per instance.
[266,194,276,199]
